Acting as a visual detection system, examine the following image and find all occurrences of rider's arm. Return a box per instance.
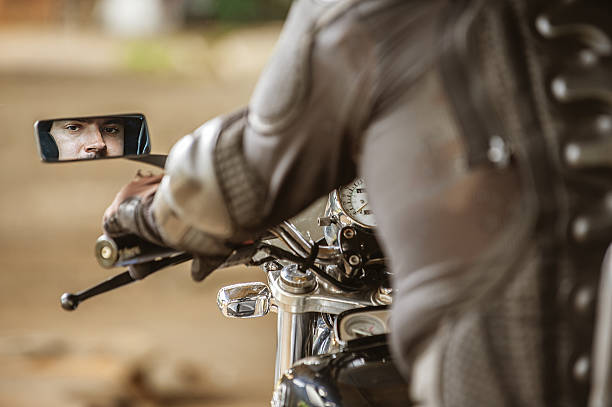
[152,0,376,251]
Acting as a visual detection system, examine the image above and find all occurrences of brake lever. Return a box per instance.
[60,253,192,311]
[218,243,263,269]
[61,271,134,311]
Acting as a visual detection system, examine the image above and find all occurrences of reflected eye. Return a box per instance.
[65,124,81,132]
[102,126,120,135]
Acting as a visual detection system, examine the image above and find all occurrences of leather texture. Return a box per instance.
[435,1,612,406]
[154,116,234,240]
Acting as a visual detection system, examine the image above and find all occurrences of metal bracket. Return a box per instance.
[267,268,376,315]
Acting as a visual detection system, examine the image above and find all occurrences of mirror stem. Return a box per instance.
[127,154,167,168]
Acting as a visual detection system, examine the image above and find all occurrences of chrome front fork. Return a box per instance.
[216,262,376,388]
[217,263,318,387]
[275,310,315,384]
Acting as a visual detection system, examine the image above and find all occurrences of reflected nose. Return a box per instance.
[85,127,106,154]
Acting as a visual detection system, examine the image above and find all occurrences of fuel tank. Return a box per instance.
[272,337,411,407]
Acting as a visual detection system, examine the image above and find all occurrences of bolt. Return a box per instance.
[574,286,594,313]
[348,255,361,266]
[535,16,551,36]
[487,135,509,168]
[551,77,568,101]
[579,49,598,67]
[264,262,281,272]
[375,286,393,305]
[100,246,113,259]
[343,228,355,239]
[564,143,581,166]
[280,264,316,293]
[597,115,612,134]
[572,216,589,242]
[573,356,590,382]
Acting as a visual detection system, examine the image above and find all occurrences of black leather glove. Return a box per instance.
[103,171,231,281]
[102,172,166,245]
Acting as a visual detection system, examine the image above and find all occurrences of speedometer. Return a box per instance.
[338,178,376,228]
[335,307,391,344]
[344,315,386,338]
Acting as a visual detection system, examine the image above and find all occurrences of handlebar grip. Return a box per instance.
[95,234,182,268]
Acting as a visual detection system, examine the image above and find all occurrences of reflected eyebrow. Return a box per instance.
[101,120,124,126]
[62,120,88,125]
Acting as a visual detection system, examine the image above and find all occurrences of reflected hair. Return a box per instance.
[38,121,59,161]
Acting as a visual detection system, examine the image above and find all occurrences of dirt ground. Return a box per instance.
[0,23,325,407]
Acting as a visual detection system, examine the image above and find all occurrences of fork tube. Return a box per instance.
[274,310,315,385]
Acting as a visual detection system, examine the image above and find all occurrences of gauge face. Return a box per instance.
[343,315,386,339]
[336,309,391,343]
[338,178,376,227]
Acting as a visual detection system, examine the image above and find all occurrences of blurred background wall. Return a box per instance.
[0,0,290,26]
[0,1,316,406]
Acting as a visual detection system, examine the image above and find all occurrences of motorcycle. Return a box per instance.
[35,113,410,406]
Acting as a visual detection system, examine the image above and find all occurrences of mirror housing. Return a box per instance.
[217,282,272,318]
[35,113,150,162]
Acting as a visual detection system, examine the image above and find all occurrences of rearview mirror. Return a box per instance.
[35,114,150,162]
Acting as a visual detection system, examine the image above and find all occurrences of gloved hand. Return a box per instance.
[102,170,233,281]
[102,170,166,246]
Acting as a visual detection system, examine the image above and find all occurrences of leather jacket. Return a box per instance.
[151,0,612,405]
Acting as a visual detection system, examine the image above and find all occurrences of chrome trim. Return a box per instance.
[271,221,341,265]
[279,264,316,294]
[271,381,288,407]
[274,310,315,384]
[267,268,376,315]
[312,314,337,356]
[373,286,393,306]
[217,282,271,318]
[323,189,375,246]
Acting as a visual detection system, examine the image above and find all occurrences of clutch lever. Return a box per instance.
[60,253,192,311]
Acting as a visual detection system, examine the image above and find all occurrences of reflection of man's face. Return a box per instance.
[50,118,125,160]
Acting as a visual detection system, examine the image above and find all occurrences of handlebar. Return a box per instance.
[96,221,342,271]
[65,222,344,312]
[95,234,183,268]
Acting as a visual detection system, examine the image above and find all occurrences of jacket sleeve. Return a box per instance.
[151,0,377,251]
